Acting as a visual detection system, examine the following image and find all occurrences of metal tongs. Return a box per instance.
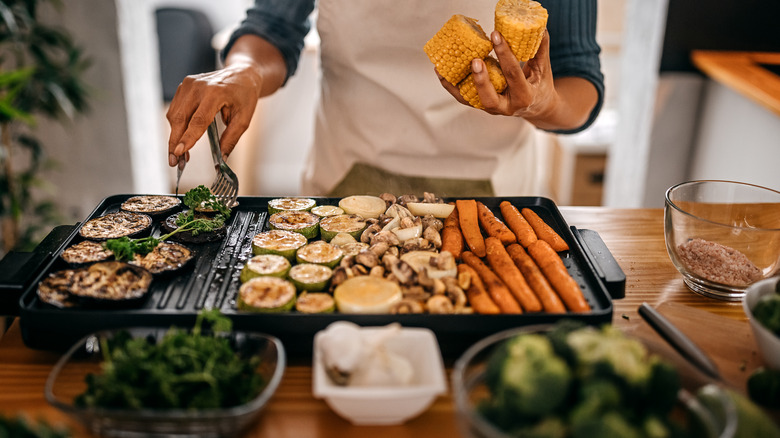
[206,118,239,207]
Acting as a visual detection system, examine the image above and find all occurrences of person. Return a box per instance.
[166,0,603,197]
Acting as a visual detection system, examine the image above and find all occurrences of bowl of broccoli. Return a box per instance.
[452,321,745,438]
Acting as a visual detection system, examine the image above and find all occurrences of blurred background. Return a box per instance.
[1,0,779,256]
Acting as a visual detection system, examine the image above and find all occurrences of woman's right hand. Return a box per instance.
[166,34,288,167]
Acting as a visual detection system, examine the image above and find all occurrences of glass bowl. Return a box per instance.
[452,325,739,438]
[45,327,286,437]
[664,180,780,301]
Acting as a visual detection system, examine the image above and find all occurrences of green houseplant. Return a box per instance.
[0,0,90,256]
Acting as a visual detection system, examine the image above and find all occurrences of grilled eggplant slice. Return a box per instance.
[37,270,81,308]
[66,261,154,307]
[60,240,113,266]
[130,241,194,276]
[162,211,226,244]
[79,211,153,241]
[121,195,181,218]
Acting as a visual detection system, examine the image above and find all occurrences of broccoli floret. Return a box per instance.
[753,293,780,336]
[489,334,573,417]
[571,410,643,438]
[510,416,567,438]
[567,325,653,386]
[747,367,780,408]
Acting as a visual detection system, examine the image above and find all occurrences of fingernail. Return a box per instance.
[472,59,483,74]
[174,143,184,156]
[169,154,177,167]
[222,154,229,162]
[492,31,502,45]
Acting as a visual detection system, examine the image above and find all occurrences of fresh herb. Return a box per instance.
[0,415,70,438]
[104,186,230,261]
[74,309,265,410]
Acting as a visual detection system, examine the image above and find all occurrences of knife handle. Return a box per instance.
[638,302,721,380]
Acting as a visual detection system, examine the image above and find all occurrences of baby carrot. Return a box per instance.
[485,237,542,312]
[456,199,486,258]
[458,264,501,314]
[441,203,464,259]
[527,240,590,312]
[506,243,566,313]
[462,251,522,314]
[476,201,516,245]
[521,207,569,252]
[499,201,537,247]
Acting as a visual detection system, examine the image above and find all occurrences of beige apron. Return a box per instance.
[301,0,541,197]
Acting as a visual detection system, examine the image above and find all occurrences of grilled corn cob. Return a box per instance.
[423,14,494,86]
[458,57,507,109]
[495,0,548,62]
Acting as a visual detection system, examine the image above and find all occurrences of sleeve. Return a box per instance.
[543,0,605,134]
[221,0,316,85]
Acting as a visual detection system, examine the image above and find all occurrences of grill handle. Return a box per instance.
[0,224,77,316]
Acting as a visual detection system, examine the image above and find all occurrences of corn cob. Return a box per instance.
[494,0,548,62]
[424,14,494,86]
[458,56,507,109]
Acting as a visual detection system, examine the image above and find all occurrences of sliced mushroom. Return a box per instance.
[423,226,442,249]
[390,298,424,314]
[445,284,468,310]
[355,249,379,268]
[369,265,385,277]
[426,295,455,314]
[360,223,382,243]
[402,237,432,253]
[417,267,434,289]
[397,194,419,207]
[402,285,430,302]
[371,230,401,247]
[330,266,349,289]
[379,192,397,208]
[431,278,447,295]
[432,251,456,271]
[422,192,439,203]
[390,259,417,286]
[421,214,444,232]
[368,241,390,258]
[352,264,369,276]
[457,271,472,290]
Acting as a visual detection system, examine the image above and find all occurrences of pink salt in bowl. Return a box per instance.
[664,180,780,301]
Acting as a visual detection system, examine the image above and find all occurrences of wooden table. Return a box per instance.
[0,208,766,437]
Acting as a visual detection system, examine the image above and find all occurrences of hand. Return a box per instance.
[166,62,263,167]
[437,30,558,119]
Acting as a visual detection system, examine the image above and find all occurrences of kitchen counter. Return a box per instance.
[691,50,780,118]
[0,207,769,437]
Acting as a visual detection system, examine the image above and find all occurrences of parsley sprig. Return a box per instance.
[74,309,265,410]
[104,186,231,261]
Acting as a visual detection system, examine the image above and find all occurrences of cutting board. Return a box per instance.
[621,302,762,394]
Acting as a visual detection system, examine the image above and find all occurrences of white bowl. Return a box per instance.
[312,325,447,425]
[743,276,780,370]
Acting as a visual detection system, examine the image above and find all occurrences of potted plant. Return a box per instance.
[0,0,90,256]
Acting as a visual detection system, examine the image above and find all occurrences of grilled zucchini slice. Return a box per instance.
[268,210,320,239]
[237,277,297,313]
[319,214,367,242]
[240,254,292,283]
[295,241,344,268]
[251,230,308,261]
[268,197,316,215]
[288,263,333,292]
[295,292,335,313]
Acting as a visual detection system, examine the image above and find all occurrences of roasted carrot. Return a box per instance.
[484,237,542,312]
[456,199,486,258]
[441,203,464,259]
[527,240,590,312]
[476,201,516,245]
[499,201,537,247]
[521,207,569,252]
[506,243,566,313]
[461,251,522,314]
[458,264,501,314]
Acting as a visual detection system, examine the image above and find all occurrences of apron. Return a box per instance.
[300,0,541,197]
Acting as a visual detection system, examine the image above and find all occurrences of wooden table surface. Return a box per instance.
[0,207,768,437]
